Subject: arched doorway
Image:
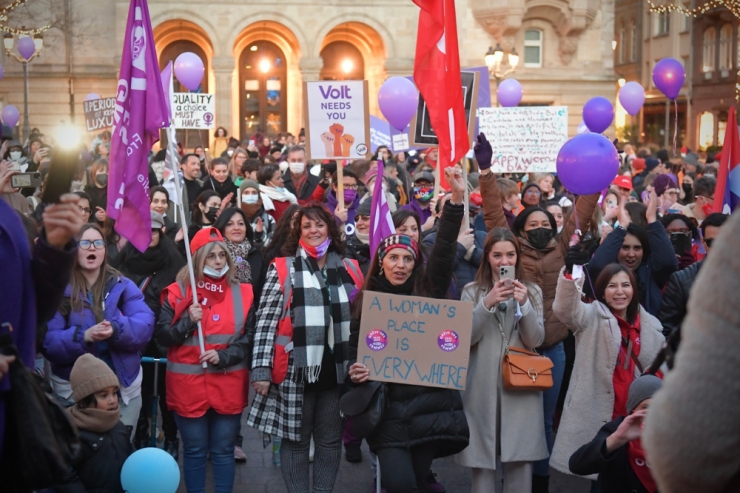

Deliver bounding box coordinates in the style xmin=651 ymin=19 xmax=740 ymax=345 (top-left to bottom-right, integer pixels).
xmin=320 ymin=41 xmax=364 ymax=80
xmin=239 ymin=41 xmax=287 ymax=139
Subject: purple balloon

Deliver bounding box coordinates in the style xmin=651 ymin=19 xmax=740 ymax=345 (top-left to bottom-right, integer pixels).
xmin=174 ymin=52 xmax=205 ymax=92
xmin=0 ymin=64 xmax=4 ymax=81
xmin=557 ymin=133 xmax=619 ymax=195
xmin=582 ymin=97 xmax=614 ymax=134
xmin=652 ymin=58 xmax=685 ymax=100
xmin=2 ymin=105 xmax=20 ymax=128
xmin=378 ymin=77 xmax=419 ymax=132
xmin=497 ymin=78 xmax=523 ymax=107
xmin=85 ymin=93 xmax=101 ymax=102
xmin=618 ymin=82 xmax=645 ymax=116
xmin=17 ymin=37 xmax=36 ymax=60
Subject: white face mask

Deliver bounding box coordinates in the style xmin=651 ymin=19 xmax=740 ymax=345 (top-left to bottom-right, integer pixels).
xmin=242 ymin=194 xmax=259 ymax=204
xmin=226 ymin=149 xmax=234 ymax=157
xmin=289 ymin=162 xmax=306 ymax=174
xmin=203 ymin=264 xmax=229 ymax=279
xmin=10 ymin=151 xmax=21 ymax=161
xmin=279 ymin=161 xmax=289 ymax=172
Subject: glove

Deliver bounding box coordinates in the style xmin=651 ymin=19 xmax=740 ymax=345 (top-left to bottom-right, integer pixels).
xmin=564 ymin=244 xmax=592 ymax=274
xmin=473 ymin=133 xmax=492 ymax=171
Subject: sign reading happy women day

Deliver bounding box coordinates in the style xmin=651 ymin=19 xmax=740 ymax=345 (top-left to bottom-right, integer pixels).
xmin=304 ymin=80 xmax=371 ymax=160
xmin=357 ymin=292 xmax=473 ymax=390
xmin=171 ymin=92 xmax=215 ymax=129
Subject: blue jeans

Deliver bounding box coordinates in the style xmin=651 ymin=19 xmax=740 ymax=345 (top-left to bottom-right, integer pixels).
xmin=533 ymin=342 xmax=566 ymax=477
xmin=174 ymin=409 xmax=241 ymax=493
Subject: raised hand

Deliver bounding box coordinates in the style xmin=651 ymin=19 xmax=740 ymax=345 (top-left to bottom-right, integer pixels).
xmin=473 ymin=133 xmax=493 ymax=172
xmin=43 ymin=194 xmax=85 ymax=249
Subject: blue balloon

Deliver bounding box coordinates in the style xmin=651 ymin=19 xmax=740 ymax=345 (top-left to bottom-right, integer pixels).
xmin=121 ymin=448 xmax=180 ymax=493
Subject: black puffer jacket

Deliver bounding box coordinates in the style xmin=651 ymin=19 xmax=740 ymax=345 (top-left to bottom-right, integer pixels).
xmin=348 ymin=201 xmax=470 ymax=458
xmin=657 ymin=260 xmax=702 ymax=337
xmin=55 ymin=422 xmax=132 ymax=493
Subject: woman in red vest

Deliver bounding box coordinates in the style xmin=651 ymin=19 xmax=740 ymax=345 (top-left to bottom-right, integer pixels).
xmin=156 ymin=227 xmax=255 ymax=493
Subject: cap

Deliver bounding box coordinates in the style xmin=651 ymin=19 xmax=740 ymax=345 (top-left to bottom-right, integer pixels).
xmin=150 ymin=211 xmax=165 ymax=230
xmin=377 ymin=234 xmax=419 ymax=261
xmin=626 ymin=375 xmax=663 ymax=414
xmin=70 ymin=354 xmax=120 ymax=403
xmin=684 ymin=152 xmax=699 ymax=167
xmin=631 ymin=158 xmax=646 ymax=172
xmin=190 ymin=227 xmax=224 ymax=256
xmin=413 ymin=170 xmax=435 ymax=184
xmin=645 ymin=158 xmax=660 ymax=172
xmin=653 ymin=174 xmax=678 ymax=196
xmin=363 ymin=166 xmax=378 ymax=186
xmin=612 ymin=175 xmax=633 ymax=191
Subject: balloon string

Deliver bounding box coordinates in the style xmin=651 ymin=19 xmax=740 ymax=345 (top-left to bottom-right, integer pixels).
xmin=673 ymin=99 xmax=678 ymax=158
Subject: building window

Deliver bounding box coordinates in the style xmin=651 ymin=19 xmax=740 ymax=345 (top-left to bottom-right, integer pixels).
xmin=699 ymin=111 xmax=715 ymax=149
xmin=703 ymin=27 xmax=716 ymax=73
xmin=655 ymin=12 xmax=670 ymax=36
xmin=630 ymin=24 xmax=637 ymax=62
xmin=239 ymin=41 xmax=287 ymax=138
xmin=524 ymin=29 xmax=543 ymax=68
xmin=719 ymin=24 xmax=732 ymax=72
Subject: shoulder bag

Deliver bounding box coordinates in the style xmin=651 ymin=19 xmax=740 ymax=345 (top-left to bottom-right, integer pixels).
xmin=339 ymin=380 xmax=387 ymax=439
xmin=497 ymin=317 xmax=554 ymax=391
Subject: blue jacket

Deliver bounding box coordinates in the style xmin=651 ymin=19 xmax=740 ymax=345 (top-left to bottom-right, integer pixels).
xmin=43 ymin=275 xmax=155 ymax=387
xmin=422 ymin=229 xmax=486 ymax=300
xmin=589 ymin=221 xmax=678 ymax=316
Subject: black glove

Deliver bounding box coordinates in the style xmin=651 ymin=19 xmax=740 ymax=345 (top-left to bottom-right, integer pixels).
xmin=564 ymin=244 xmax=592 ymax=274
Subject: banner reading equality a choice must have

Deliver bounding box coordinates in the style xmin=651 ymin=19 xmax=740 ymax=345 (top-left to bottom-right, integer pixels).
xmin=357 ymin=291 xmax=473 ymax=390
xmin=171 ymin=92 xmax=215 ymax=130
xmin=304 ymin=80 xmax=371 ymax=160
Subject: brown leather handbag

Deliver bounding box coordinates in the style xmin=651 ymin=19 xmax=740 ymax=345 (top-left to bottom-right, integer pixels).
xmin=498 ymin=319 xmax=554 ymax=391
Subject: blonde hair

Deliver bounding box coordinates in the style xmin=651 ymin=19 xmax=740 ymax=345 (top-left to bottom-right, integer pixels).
xmin=228 ymin=147 xmax=249 ymax=177
xmin=176 ymin=241 xmax=236 ymax=285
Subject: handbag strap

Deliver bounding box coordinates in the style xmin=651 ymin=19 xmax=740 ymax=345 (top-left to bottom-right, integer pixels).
xmin=621 ymin=334 xmax=644 ymax=374
xmin=495 ymin=305 xmax=539 ymax=356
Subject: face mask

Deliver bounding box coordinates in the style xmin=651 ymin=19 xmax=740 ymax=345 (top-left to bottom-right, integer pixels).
xmin=226 ymin=149 xmax=234 ymax=157
xmin=10 ymin=151 xmax=21 ymax=161
xmin=343 ymin=189 xmax=357 ymax=203
xmin=527 ymin=227 xmax=554 ymax=250
xmin=670 ymin=232 xmax=692 ymax=255
xmin=203 ymin=264 xmax=229 ymax=279
xmin=413 ymin=186 xmax=434 ymax=202
xmin=557 ymin=225 xmax=563 ymax=234
xmin=279 ymin=161 xmax=289 ymax=172
xmin=95 ymin=173 xmax=108 ymax=187
xmin=71 ymin=180 xmax=84 ymax=191
xmin=701 ymin=202 xmax=714 ymax=217
xmin=300 ymin=237 xmax=332 ymax=259
xmin=204 ymin=206 xmax=219 ymax=222
xmin=289 ymin=162 xmax=306 ymax=174
xmin=242 ymin=194 xmax=259 ymax=205
xmin=682 ymin=183 xmax=693 ymax=193
xmin=270 ymin=182 xmax=286 ymax=194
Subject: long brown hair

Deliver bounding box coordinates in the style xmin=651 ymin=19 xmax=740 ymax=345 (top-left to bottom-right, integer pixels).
xmin=70 ymin=223 xmax=120 ymax=322
xmin=283 ymin=203 xmax=345 ymax=256
xmin=594 ymin=263 xmax=640 ymax=324
xmin=473 ymin=228 xmax=521 ymax=293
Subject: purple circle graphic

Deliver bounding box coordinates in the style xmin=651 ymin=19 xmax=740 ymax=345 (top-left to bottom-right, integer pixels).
xmin=366 ymin=329 xmax=388 ymax=351
xmin=438 ymin=330 xmax=459 ymax=352
xmin=203 ymin=112 xmax=214 ymax=125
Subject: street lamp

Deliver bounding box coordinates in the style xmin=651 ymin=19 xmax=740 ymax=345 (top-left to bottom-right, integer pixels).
xmin=3 ymin=30 xmax=43 ymax=143
xmin=485 ymin=44 xmax=519 ymax=106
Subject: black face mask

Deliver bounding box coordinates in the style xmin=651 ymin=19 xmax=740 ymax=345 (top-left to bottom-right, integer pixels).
xmin=204 ymin=206 xmax=219 ymax=223
xmin=670 ymin=232 xmax=692 ymax=255
xmin=526 ymin=227 xmax=554 ymax=250
xmin=682 ymin=183 xmax=693 ymax=193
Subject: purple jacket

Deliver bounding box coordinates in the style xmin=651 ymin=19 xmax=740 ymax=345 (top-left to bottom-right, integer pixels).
xmin=43 ymin=275 xmax=155 ymax=387
xmin=401 ymin=199 xmax=433 ymax=225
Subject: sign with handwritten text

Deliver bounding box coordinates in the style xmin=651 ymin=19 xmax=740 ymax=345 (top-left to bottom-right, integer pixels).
xmin=83 ymin=97 xmax=115 ymax=132
xmin=478 ymin=106 xmax=568 ymax=173
xmin=171 ymin=93 xmax=215 ymax=130
xmin=357 ymin=292 xmax=473 ymax=390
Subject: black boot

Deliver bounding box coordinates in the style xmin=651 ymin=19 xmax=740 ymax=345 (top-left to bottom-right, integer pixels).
xmin=164 ymin=438 xmax=179 ymax=462
xmin=532 ymin=474 xmax=549 ymax=493
xmin=133 ymin=414 xmax=150 ymax=449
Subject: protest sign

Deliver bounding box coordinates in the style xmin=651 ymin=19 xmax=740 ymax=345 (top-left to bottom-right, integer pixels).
xmin=83 ymin=97 xmax=115 ymax=132
xmin=370 ymin=115 xmax=412 ymax=153
xmin=357 ymin=291 xmax=473 ymax=390
xmin=304 ymin=80 xmax=371 ymax=160
xmin=171 ymin=93 xmax=215 ymax=129
xmin=478 ymin=106 xmax=569 ymax=173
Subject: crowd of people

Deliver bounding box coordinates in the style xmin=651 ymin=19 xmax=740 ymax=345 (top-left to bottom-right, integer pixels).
xmin=0 ymin=123 xmax=738 ymax=493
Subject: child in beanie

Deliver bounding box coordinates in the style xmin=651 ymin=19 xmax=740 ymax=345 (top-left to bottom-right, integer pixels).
xmin=55 ymin=354 xmax=132 ymax=493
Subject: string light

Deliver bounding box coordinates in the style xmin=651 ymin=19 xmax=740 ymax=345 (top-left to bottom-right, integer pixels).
xmin=647 ymin=0 xmax=740 ymax=18
xmin=0 ymin=0 xmax=50 ymax=36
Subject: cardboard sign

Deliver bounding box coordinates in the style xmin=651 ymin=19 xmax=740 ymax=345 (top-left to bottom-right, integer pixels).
xmin=478 ymin=106 xmax=569 ymax=173
xmin=357 ymin=291 xmax=473 ymax=390
xmin=83 ymin=97 xmax=115 ymax=132
xmin=171 ymin=93 xmax=215 ymax=129
xmin=410 ymin=70 xmax=480 ymax=148
xmin=304 ymin=80 xmax=371 ymax=160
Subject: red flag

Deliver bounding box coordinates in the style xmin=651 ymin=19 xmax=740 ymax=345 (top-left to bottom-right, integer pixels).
xmin=713 ymin=106 xmax=740 ymax=215
xmin=413 ymin=0 xmax=469 ymax=190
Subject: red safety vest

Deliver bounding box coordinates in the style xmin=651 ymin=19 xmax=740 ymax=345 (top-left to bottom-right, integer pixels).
xmin=163 ymin=281 xmax=254 ymax=418
xmin=271 ymin=257 xmax=363 ymax=384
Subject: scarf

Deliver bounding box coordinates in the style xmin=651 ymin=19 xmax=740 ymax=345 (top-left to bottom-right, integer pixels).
xmin=259 ymin=184 xmax=298 ymax=211
xmin=224 ymin=238 xmax=252 ymax=284
xmin=171 ymin=275 xmax=229 ymax=324
xmin=370 ymin=273 xmax=415 ymax=295
xmin=207 ymin=176 xmax=238 ymax=203
xmin=290 ymin=248 xmax=354 ymax=383
xmin=613 ymin=313 xmax=641 ymax=418
xmin=240 ymin=201 xmax=263 ymax=221
xmin=628 ymin=438 xmax=658 ymax=493
xmin=354 ymin=231 xmax=369 ymax=244
xmin=68 ymin=406 xmax=121 ymax=434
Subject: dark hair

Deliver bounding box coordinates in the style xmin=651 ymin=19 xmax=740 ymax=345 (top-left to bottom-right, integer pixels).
xmin=74 ymin=191 xmax=92 ymax=204
xmin=180 ymin=153 xmax=199 ymax=165
xmin=263 ymin=204 xmax=302 ymax=261
xmin=257 ymin=164 xmax=280 ymax=185
xmin=624 ymin=202 xmax=648 ymax=229
xmin=214 ymin=207 xmax=254 ymax=243
xmin=241 ymin=159 xmax=261 ymax=176
xmin=192 ymin=190 xmax=220 ymax=225
xmin=149 ymin=185 xmax=169 ymax=202
xmin=594 ymin=263 xmax=640 ymax=324
xmin=660 ymin=213 xmax=700 ymax=240
xmin=473 ymin=228 xmax=521 ymax=292
xmin=210 ymin=157 xmax=229 ymax=170
xmin=215 ymin=126 xmax=227 ymax=137
xmin=284 ymin=203 xmax=345 ymax=256
xmin=331 ymin=169 xmax=359 ymax=184
xmin=76 ymin=394 xmax=98 ymax=410
xmin=512 ymin=206 xmax=557 ymax=237
xmin=392 ymin=209 xmax=421 ymax=233
xmin=624 ymin=223 xmax=651 ymax=261
xmin=701 ymin=212 xmax=729 ymax=236
xmin=694 ymin=176 xmax=717 ymax=198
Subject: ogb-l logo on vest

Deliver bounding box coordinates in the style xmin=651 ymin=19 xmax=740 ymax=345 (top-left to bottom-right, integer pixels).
xmin=197 ymin=280 xmax=224 ymax=305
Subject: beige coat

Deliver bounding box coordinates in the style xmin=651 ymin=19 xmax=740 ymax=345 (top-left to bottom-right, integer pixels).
xmin=454 ymin=282 xmax=548 ymax=469
xmin=550 ymin=270 xmax=664 ymax=477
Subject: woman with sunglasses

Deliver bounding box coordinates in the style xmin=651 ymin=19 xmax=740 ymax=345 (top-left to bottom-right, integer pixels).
xmin=43 ymin=223 xmax=155 ymax=437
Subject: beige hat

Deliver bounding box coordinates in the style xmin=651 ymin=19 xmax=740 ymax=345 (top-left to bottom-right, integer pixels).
xmin=70 ymin=354 xmax=120 ymax=402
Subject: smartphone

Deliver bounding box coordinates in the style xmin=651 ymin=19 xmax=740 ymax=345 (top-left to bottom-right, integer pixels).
xmin=499 ymin=266 xmax=515 ymax=282
xmin=248 ymin=139 xmax=255 ymax=147
xmin=11 ymin=172 xmax=41 ymax=189
xmin=42 ymin=148 xmax=78 ymax=204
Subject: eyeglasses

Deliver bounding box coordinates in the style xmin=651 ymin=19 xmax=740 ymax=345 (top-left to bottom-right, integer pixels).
xmin=78 ymin=206 xmax=92 ymax=215
xmin=342 ymin=185 xmax=359 ymax=190
xmin=79 ymin=239 xmax=106 ymax=250
xmin=664 ymin=190 xmax=679 ymax=196
xmin=705 ymin=238 xmax=715 ymax=248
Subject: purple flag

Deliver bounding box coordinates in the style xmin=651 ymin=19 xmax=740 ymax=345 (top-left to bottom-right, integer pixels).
xmin=107 ymin=0 xmax=169 ymax=251
xmin=369 ymin=160 xmax=396 ymax=257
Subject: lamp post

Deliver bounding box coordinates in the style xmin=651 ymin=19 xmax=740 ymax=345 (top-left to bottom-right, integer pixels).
xmin=485 ymin=44 xmax=519 ymax=106
xmin=3 ymin=31 xmax=44 ymax=143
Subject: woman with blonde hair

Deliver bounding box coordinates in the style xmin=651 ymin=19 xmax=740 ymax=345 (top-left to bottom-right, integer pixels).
xmin=228 ymin=147 xmax=249 ymax=183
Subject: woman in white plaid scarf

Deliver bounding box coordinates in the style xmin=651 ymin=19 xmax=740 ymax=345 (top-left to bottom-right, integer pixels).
xmin=247 ymin=203 xmax=361 ymax=493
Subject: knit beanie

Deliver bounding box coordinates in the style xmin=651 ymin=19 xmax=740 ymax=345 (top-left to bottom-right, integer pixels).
xmin=356 ymin=198 xmax=371 ymax=217
xmin=653 ymin=174 xmax=678 ymax=197
xmin=70 ymin=354 xmax=120 ymax=402
xmin=627 ymin=375 xmax=663 ymax=414
xmin=631 ymin=158 xmax=646 ymax=172
xmin=239 ymin=179 xmax=260 ymax=196
xmin=645 ymin=158 xmax=660 ymax=172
